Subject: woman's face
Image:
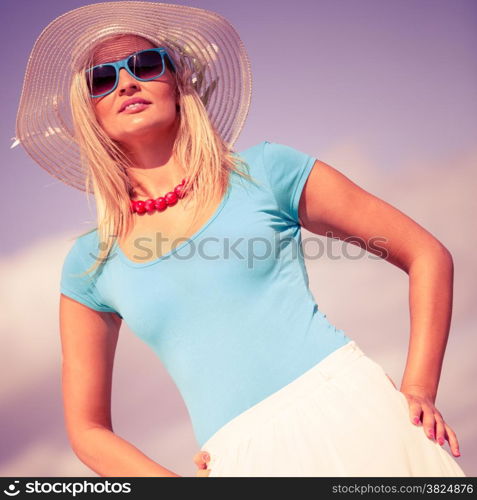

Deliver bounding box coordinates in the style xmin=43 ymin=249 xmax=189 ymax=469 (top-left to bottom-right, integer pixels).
xmin=90 ymin=35 xmax=179 ymax=145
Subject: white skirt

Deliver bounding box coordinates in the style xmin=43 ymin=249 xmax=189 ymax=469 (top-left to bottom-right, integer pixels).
xmin=201 ymin=340 xmax=466 ymax=477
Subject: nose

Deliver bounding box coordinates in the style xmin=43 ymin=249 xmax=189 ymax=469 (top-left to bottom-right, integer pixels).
xmin=117 ymin=67 xmax=140 ymax=95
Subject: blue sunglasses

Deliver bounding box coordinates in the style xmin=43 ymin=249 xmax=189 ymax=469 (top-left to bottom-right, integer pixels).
xmin=85 ymin=47 xmax=176 ymax=98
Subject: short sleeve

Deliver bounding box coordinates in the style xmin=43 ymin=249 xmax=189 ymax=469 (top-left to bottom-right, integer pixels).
xmin=60 ymin=238 xmax=120 ymax=315
xmin=261 ymin=141 xmax=317 ymax=225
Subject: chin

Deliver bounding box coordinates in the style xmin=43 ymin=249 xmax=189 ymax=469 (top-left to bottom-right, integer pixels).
xmin=115 ymin=121 xmax=175 ymax=142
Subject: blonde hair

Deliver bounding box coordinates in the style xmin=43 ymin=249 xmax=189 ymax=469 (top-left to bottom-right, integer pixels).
xmin=68 ymin=33 xmax=258 ymax=279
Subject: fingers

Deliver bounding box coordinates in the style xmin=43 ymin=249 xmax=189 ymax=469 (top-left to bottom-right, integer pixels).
xmin=193 ymin=451 xmax=211 ymax=476
xmin=404 ymin=397 xmax=462 ymax=458
xmin=407 ymin=400 xmax=423 ymax=426
xmin=193 ymin=451 xmax=210 ymax=469
xmin=421 ymin=403 xmax=437 ymax=440
xmin=408 ymin=399 xmax=438 ymax=442
xmin=444 ymin=423 xmax=461 ymax=457
xmin=434 ymin=411 xmax=446 ymax=446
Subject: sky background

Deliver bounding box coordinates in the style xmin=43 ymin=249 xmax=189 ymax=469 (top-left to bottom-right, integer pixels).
xmin=1 ymin=0 xmax=476 ymax=477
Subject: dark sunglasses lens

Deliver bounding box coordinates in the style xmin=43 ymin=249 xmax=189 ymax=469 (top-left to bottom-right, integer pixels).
xmin=88 ymin=65 xmax=117 ymax=96
xmin=128 ymin=50 xmax=165 ymax=79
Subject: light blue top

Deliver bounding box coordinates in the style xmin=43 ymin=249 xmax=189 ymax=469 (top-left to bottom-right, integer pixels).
xmin=60 ymin=140 xmax=352 ymax=447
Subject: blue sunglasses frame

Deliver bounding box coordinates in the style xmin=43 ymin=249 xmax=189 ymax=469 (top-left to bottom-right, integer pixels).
xmin=85 ymin=47 xmax=176 ymax=98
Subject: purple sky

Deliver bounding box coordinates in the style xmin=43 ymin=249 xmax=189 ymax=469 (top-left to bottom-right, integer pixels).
xmin=1 ymin=0 xmax=476 ymax=477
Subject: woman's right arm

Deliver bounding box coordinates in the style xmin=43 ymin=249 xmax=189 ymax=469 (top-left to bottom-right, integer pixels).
xmin=59 ymin=293 xmax=181 ymax=477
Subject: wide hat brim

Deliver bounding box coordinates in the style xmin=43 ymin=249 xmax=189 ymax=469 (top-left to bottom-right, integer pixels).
xmin=14 ymin=0 xmax=252 ymax=193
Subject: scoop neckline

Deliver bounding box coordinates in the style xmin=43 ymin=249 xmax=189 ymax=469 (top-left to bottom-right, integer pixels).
xmin=113 ymin=183 xmax=231 ymax=268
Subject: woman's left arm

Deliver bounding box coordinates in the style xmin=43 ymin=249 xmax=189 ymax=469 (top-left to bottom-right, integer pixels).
xmin=298 ymin=159 xmax=461 ymax=457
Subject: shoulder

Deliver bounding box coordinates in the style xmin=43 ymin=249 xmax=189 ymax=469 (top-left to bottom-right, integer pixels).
xmin=236 ymin=141 xmax=317 ymax=224
xmin=236 ymin=140 xmax=267 ymax=159
xmin=233 ymin=140 xmax=293 ymax=176
xmin=232 ymin=141 xmax=266 ymax=172
xmin=62 ymin=228 xmax=101 ymax=269
xmin=235 ymin=140 xmax=314 ymax=168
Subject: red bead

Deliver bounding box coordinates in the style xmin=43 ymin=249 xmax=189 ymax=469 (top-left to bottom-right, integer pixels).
xmin=175 ymin=184 xmax=185 ymax=198
xmin=155 ymin=197 xmax=167 ymax=211
xmin=165 ymin=192 xmax=178 ymax=206
xmin=144 ymin=199 xmax=156 ymax=212
xmin=134 ymin=200 xmax=146 ymax=214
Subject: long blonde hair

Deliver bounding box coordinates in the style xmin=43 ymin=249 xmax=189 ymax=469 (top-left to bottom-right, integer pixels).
xmin=68 ymin=33 xmax=257 ymax=278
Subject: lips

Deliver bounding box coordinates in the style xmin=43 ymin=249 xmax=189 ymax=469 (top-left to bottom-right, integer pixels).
xmin=119 ymin=98 xmax=152 ymax=113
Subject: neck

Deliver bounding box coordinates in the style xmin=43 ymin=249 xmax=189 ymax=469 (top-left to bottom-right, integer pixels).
xmin=124 ymin=119 xmax=185 ymax=199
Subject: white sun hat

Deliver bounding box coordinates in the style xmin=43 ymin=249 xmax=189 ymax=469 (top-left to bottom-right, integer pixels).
xmin=14 ymin=1 xmax=253 ymax=193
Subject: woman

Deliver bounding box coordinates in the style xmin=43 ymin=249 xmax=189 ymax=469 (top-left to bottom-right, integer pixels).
xmin=15 ymin=2 xmax=466 ymax=477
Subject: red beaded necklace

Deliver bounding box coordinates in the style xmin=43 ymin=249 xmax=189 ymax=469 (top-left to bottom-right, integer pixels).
xmin=130 ymin=178 xmax=189 ymax=214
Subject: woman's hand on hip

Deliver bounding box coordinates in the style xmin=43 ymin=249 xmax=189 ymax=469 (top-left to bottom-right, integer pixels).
xmin=399 ymin=382 xmax=461 ymax=457
xmin=193 ymin=451 xmax=211 ymax=477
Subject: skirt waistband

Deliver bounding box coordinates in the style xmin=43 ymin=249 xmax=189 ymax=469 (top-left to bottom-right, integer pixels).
xmin=201 ymin=339 xmax=365 ymax=452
